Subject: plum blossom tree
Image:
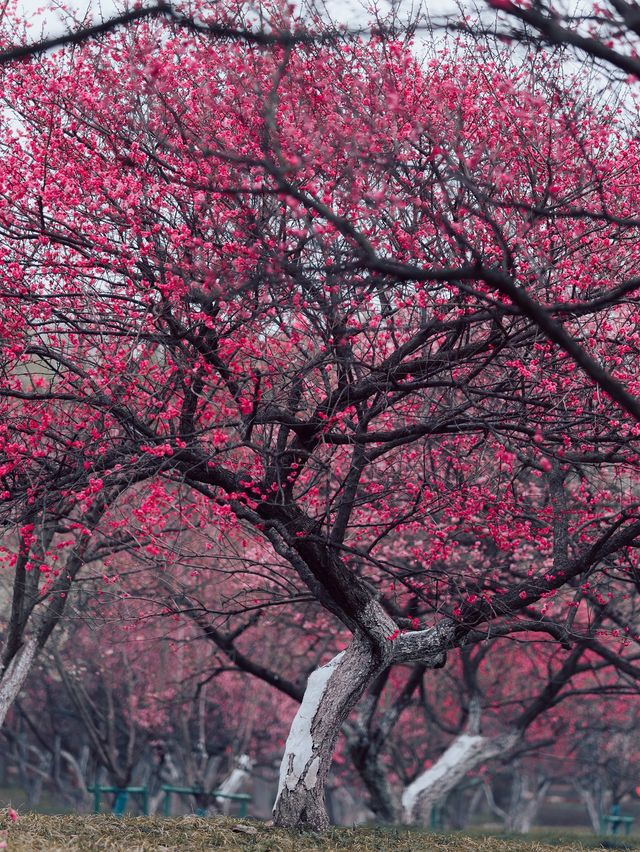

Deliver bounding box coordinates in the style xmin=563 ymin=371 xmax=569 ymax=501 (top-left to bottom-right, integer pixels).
xmin=177 ymin=562 xmax=640 ymax=827
xmin=3 ymin=0 xmax=640 ymax=830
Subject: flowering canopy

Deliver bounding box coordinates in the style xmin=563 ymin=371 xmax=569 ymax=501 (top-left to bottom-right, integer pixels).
xmin=1 ymin=6 xmax=640 ymax=827
xmin=1 ymin=19 xmax=639 ymax=625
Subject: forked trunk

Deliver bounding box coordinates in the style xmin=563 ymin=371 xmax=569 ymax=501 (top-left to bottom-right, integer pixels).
xmin=506 ymin=783 xmax=550 ymax=834
xmin=273 ymin=640 xmax=384 ymax=829
xmin=401 ymin=731 xmax=519 ymax=825
xmin=505 ymin=769 xmax=550 ymax=833
xmin=0 ymin=637 xmax=38 ymax=728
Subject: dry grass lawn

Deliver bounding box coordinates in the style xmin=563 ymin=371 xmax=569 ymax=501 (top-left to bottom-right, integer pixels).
xmin=0 ymin=814 xmax=635 ymax=851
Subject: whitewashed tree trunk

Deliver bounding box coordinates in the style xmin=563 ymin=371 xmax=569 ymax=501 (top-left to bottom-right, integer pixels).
xmin=0 ymin=637 xmax=38 ymax=728
xmin=505 ymin=769 xmax=550 ymax=833
xmin=59 ymin=749 xmax=92 ymax=811
xmin=149 ymin=750 xmax=180 ymax=816
xmin=573 ymin=780 xmax=602 ymax=834
xmin=509 ymin=780 xmax=550 ymax=833
xmin=216 ymin=754 xmax=253 ymax=814
xmin=273 ymin=640 xmax=386 ymax=829
xmin=272 ymin=614 xmax=452 ymax=829
xmin=401 ymin=731 xmax=519 ymax=825
xmin=482 ymin=778 xmax=507 ymax=821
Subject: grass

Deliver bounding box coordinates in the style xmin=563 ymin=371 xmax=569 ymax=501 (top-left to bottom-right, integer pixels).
xmin=463 ymin=826 xmax=640 ymax=849
xmin=0 ymin=815 xmax=638 ymax=851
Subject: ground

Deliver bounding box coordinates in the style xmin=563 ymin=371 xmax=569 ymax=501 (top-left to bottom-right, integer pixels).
xmin=0 ymin=815 xmax=638 ymax=851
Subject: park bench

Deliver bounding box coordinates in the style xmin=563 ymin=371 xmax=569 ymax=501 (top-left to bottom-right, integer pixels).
xmin=89 ymin=783 xmax=251 ymax=817
xmin=89 ymin=785 xmax=149 ymax=815
xmin=600 ymin=804 xmax=634 ymax=836
xmin=161 ymin=784 xmax=251 ymax=817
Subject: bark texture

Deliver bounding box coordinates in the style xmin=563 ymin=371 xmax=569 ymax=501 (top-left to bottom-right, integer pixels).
xmin=0 ymin=637 xmax=38 ymax=729
xmin=216 ymin=755 xmax=253 ymax=814
xmin=401 ymin=731 xmax=519 ymax=825
xmin=273 ymin=613 xmax=456 ymax=829
xmin=273 ymin=641 xmax=387 ymax=829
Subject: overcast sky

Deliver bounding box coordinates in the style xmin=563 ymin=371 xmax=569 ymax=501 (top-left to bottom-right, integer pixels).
xmin=14 ymin=0 xmax=461 ymax=40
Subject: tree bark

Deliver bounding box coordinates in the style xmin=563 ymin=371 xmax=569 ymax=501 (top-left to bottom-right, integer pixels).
xmin=272 ymin=640 xmax=386 ymax=829
xmin=272 ymin=614 xmax=455 ymax=829
xmin=0 ymin=637 xmax=38 ymax=729
xmin=401 ymin=731 xmax=519 ymax=825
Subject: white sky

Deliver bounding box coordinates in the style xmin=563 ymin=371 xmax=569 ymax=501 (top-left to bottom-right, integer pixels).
xmin=13 ymin=0 xmax=461 ymax=40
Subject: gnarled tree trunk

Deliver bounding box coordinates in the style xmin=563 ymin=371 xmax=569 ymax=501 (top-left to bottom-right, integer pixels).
xmin=272 ymin=616 xmax=454 ymax=829
xmin=273 ymin=640 xmax=386 ymax=829
xmin=345 ymin=664 xmax=427 ymax=823
xmin=401 ymin=731 xmax=519 ymax=825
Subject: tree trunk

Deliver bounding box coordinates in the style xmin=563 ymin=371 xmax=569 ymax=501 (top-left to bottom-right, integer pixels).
xmin=506 ymin=783 xmax=550 ymax=833
xmin=401 ymin=731 xmax=519 ymax=825
xmin=573 ymin=780 xmax=603 ymax=834
xmin=59 ymin=748 xmax=92 ymax=812
xmin=464 ymin=782 xmax=486 ymax=828
xmin=505 ymin=769 xmax=550 ymax=833
xmin=0 ymin=637 xmax=38 ymax=728
xmin=272 ymin=640 xmax=384 ymax=829
xmin=216 ymin=755 xmax=253 ymax=815
xmin=347 ymin=737 xmax=398 ymax=822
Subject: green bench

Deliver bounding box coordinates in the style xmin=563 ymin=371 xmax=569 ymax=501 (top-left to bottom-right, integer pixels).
xmin=161 ymin=784 xmax=251 ymax=817
xmin=600 ymin=804 xmax=634 ymax=836
xmin=89 ymin=785 xmax=149 ymax=816
xmin=89 ymin=783 xmax=251 ymax=817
